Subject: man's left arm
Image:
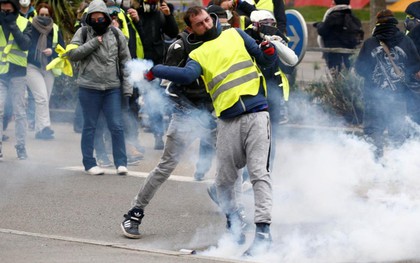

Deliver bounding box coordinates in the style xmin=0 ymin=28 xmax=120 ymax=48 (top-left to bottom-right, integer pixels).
xmin=152 ymin=59 xmax=202 ymax=85
xmin=236 ymin=29 xmax=276 ymax=67
xmin=11 ymin=20 xmax=32 ymax=51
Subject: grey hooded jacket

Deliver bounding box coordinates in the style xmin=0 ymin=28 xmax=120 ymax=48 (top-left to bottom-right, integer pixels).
xmin=67 ymin=0 xmax=132 ymax=95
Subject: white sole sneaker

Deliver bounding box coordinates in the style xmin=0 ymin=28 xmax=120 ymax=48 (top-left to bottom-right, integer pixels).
xmin=86 ymin=166 xmax=105 ymax=175
xmin=117 ymin=166 xmax=128 ymax=175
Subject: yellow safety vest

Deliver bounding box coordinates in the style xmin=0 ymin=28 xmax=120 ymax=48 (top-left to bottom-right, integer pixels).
xmin=126 ymin=14 xmax=144 ymax=59
xmin=0 ymin=16 xmax=29 ymax=74
xmin=189 ymin=28 xmax=266 ymax=117
xmin=256 ymin=0 xmax=274 ymax=12
xmin=51 ymin=23 xmax=61 ymax=76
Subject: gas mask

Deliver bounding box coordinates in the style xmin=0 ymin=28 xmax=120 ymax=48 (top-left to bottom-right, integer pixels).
xmin=253 ymin=19 xmax=277 ymax=38
xmin=19 ymin=0 xmax=31 ymax=7
xmin=404 ymin=15 xmax=420 ymax=32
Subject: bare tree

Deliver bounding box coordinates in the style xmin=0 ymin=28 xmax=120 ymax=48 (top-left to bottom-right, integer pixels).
xmin=370 ymin=0 xmax=386 ymax=32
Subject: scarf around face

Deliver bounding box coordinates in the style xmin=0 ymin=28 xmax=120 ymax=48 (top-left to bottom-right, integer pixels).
xmin=373 ymin=19 xmax=404 ymax=48
xmin=32 ymin=16 xmax=54 ymax=69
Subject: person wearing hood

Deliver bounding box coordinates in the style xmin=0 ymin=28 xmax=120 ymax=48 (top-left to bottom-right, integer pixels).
xmin=125 ymin=0 xmax=179 ymax=150
xmin=355 ymin=9 xmax=420 ymax=160
xmin=66 ymin=0 xmax=132 ymax=176
xmin=121 ymin=6 xmax=275 ymax=257
xmin=404 ymin=1 xmax=420 ymax=124
xmin=26 ymin=3 xmax=65 ymax=140
xmin=0 ymin=0 xmax=32 ymax=160
xmin=314 ymin=0 xmax=363 ymax=74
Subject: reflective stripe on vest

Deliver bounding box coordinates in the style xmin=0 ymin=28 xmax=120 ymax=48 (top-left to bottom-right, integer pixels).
xmin=256 ymin=0 xmax=274 ymax=12
xmin=189 ymin=28 xmax=265 ymax=117
xmin=0 ymin=15 xmax=29 ymax=74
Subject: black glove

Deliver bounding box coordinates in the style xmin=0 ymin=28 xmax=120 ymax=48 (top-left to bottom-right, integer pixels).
xmin=121 ymin=95 xmax=130 ymax=111
xmin=313 ymin=22 xmax=320 ymax=28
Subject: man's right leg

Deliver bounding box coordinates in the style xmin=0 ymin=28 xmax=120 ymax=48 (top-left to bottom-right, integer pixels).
xmin=121 ymin=116 xmax=190 ymax=238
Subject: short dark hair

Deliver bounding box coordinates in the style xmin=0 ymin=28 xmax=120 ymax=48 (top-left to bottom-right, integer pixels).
xmin=183 ymin=6 xmax=207 ymax=27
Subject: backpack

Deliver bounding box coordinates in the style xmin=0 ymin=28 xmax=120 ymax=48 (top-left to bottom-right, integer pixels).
xmin=340 ymin=13 xmax=364 ymax=48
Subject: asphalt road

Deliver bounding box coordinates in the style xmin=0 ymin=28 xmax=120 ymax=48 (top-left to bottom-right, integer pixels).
xmin=0 ymin=122 xmax=256 ymax=263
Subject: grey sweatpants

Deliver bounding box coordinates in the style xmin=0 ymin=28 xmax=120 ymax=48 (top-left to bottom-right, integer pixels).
xmin=133 ymin=112 xmax=215 ymax=209
xmin=215 ymin=111 xmax=272 ymax=224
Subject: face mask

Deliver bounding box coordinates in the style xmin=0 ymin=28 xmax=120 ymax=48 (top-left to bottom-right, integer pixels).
xmin=1 ymin=11 xmax=18 ymax=24
xmin=91 ymin=21 xmax=109 ymax=35
xmin=37 ymin=16 xmax=52 ymax=26
xmin=19 ymin=0 xmax=30 ymax=7
xmin=196 ymin=25 xmax=218 ymax=42
xmin=405 ymin=16 xmax=420 ymax=32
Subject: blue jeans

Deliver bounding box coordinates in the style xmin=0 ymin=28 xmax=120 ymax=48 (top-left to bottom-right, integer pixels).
xmin=78 ymin=87 xmax=127 ymax=170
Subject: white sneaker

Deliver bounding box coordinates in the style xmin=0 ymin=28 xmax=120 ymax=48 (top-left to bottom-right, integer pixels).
xmin=117 ymin=166 xmax=128 ymax=175
xmin=86 ymin=166 xmax=105 ymax=175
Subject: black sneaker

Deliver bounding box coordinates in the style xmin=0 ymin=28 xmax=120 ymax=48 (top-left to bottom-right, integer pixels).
xmin=243 ymin=223 xmax=272 ymax=257
xmin=226 ymin=209 xmax=247 ymax=245
xmin=207 ymin=184 xmax=219 ymax=206
xmin=121 ymin=207 xmax=144 ymax=239
xmin=15 ymin=145 xmax=27 ymax=160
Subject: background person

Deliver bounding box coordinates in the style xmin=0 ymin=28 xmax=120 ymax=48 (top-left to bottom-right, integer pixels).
xmin=26 ymin=2 xmax=65 ymax=140
xmin=355 ymin=9 xmax=420 ymax=160
xmin=126 ymin=0 xmax=179 ymax=150
xmin=0 ymin=0 xmax=32 ymax=160
xmin=66 ymin=0 xmax=132 ymax=175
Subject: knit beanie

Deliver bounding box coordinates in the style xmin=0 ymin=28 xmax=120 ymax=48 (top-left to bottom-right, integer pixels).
xmin=334 ymin=0 xmax=350 ymax=5
xmin=376 ymin=9 xmax=398 ymax=25
xmin=406 ymin=1 xmax=420 ymax=19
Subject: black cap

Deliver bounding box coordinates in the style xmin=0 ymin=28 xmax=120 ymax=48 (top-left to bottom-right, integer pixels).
xmin=406 ymin=1 xmax=420 ymax=19
xmin=334 ymin=0 xmax=350 ymax=5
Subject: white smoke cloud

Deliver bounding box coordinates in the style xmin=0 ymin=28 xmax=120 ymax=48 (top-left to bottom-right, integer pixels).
xmin=195 ymin=107 xmax=420 ymax=262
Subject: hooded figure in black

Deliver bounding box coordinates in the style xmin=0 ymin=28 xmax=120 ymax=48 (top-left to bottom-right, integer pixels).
xmin=404 ymin=1 xmax=420 ymax=124
xmin=314 ymin=0 xmax=362 ymax=73
xmin=355 ymin=9 xmax=420 ymax=160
